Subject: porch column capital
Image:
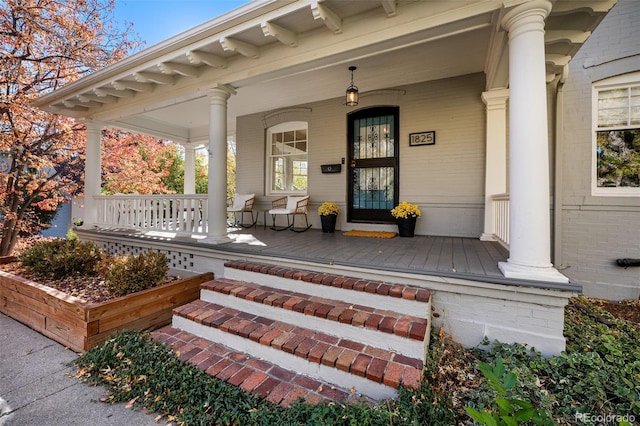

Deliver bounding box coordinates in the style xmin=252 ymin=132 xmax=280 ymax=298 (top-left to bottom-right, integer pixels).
xmin=498 ymin=0 xmax=568 ymax=283
xmin=206 ymin=84 xmax=236 ymax=101
xmin=481 ymin=89 xmax=509 ymax=110
xmin=501 ymin=1 xmax=552 ymax=37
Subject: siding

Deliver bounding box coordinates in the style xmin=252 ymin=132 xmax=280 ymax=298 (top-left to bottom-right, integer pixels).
xmin=235 ymin=73 xmax=486 ymax=238
xmin=559 ymin=0 xmax=640 ymax=299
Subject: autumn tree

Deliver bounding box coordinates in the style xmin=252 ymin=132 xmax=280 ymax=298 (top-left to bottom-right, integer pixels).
xmin=101 ymin=129 xmax=180 ymax=195
xmin=0 ymin=0 xmax=137 ymax=256
xmin=162 ymin=146 xmax=210 ymax=195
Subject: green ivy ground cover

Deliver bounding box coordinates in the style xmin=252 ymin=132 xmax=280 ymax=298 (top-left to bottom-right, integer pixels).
xmin=74 ymin=297 xmax=640 ymax=425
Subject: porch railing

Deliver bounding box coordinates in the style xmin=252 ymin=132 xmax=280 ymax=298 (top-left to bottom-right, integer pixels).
xmin=95 ymin=194 xmax=208 ymax=235
xmin=491 ymin=193 xmax=509 ymax=248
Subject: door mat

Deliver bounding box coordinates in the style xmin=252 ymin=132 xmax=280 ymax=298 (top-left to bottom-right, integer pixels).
xmin=342 ymin=230 xmax=397 ymax=239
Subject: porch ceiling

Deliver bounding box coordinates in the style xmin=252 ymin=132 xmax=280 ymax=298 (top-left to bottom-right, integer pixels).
xmin=34 ymin=0 xmax=616 ymax=143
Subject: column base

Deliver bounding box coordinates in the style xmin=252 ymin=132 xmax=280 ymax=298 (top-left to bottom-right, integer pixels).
xmin=479 ymin=233 xmax=496 ymax=241
xmin=498 ymin=261 xmax=569 ymax=283
xmin=198 ymin=234 xmax=232 ymax=245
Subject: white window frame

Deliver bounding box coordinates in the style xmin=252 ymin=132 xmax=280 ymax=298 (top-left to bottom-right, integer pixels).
xmin=592 ymin=71 xmax=640 ymax=196
xmin=266 ymin=121 xmax=308 ymax=195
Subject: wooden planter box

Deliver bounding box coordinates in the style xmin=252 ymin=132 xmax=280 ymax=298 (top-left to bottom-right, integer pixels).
xmin=0 ymin=257 xmax=212 ymax=352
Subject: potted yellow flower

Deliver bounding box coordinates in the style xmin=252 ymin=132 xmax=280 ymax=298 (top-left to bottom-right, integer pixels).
xmin=318 ymin=202 xmax=340 ymax=233
xmin=390 ymin=201 xmax=421 ymax=237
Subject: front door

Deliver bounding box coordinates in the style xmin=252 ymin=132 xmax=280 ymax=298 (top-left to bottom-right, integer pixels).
xmin=347 ymin=106 xmax=399 ymax=223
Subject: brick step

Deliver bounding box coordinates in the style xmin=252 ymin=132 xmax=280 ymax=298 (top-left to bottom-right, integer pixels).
xmin=172 ymin=300 xmax=422 ymax=400
xmin=151 ymin=326 xmax=368 ymax=407
xmin=224 ymin=260 xmax=432 ymax=319
xmin=200 ymin=278 xmax=427 ymax=359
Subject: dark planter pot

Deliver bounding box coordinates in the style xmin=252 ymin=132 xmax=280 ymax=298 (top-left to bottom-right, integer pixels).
xmin=320 ymin=214 xmax=337 ymax=233
xmin=397 ymin=216 xmax=417 ymax=237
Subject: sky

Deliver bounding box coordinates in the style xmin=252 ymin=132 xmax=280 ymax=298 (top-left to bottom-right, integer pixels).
xmin=113 ymin=0 xmax=250 ymax=48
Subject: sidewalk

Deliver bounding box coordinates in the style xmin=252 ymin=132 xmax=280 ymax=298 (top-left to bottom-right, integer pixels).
xmin=0 ymin=314 xmax=160 ymax=426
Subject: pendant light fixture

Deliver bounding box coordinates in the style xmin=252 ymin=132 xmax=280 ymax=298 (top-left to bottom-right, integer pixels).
xmin=346 ymin=66 xmax=358 ymax=106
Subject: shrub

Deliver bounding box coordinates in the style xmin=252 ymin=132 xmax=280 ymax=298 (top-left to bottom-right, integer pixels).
xmin=18 ymin=238 xmax=103 ymax=279
xmin=97 ymin=249 xmax=169 ymax=297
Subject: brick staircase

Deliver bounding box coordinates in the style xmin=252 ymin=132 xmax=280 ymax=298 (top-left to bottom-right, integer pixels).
xmin=152 ymin=260 xmax=432 ymax=406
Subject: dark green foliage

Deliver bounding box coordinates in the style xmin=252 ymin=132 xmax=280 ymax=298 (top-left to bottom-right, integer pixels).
xmin=18 ymin=237 xmax=103 ymax=279
xmin=76 ymin=331 xmax=261 ymax=425
xmin=74 ymin=330 xmax=455 ymax=426
xmin=469 ymin=297 xmax=640 ymax=423
xmin=465 ymin=359 xmax=553 ymax=425
xmin=97 ymin=249 xmax=169 ymax=296
xmin=74 ymin=298 xmax=640 ymax=425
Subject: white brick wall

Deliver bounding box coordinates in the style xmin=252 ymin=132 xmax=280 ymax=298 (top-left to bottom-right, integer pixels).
xmin=431 ymin=284 xmax=572 ymax=356
xmin=558 ymin=0 xmax=640 ymax=300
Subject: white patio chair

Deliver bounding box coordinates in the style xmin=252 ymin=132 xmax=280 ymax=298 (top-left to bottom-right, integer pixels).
xmin=227 ymin=193 xmax=256 ymax=227
xmin=269 ymin=195 xmax=311 ymax=232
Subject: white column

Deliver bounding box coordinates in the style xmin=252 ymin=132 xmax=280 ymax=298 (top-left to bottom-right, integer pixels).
xmin=83 ymin=120 xmax=103 ymax=227
xmin=200 ymin=85 xmax=235 ymax=244
xmin=480 ymin=89 xmax=509 ymax=241
xmin=499 ymin=0 xmax=568 ymax=283
xmin=183 ymin=143 xmax=196 ymax=194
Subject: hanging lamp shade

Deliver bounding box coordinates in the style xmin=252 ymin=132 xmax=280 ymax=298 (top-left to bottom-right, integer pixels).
xmin=346 ymin=66 xmax=358 ymax=106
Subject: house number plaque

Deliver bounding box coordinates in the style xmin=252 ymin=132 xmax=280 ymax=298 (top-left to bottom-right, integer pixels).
xmin=409 ymin=131 xmax=435 ymax=146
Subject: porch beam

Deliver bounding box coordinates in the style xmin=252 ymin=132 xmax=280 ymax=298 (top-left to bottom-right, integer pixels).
xmin=499 ymin=0 xmax=568 ymax=283
xmin=94 ymin=87 xmax=135 ymax=98
xmin=261 ymin=21 xmax=298 ymax=47
xmin=52 ymin=103 xmax=87 ymax=112
xmin=134 ymin=71 xmax=176 ymax=85
xmin=78 ymin=93 xmax=117 ymax=104
xmin=112 ymin=80 xmax=154 ymax=92
xmin=219 ymin=37 xmax=260 ymax=59
xmin=544 ymin=30 xmax=591 ymax=45
xmin=550 ymin=0 xmax=617 ymax=14
xmin=63 ymin=99 xmax=98 ymax=108
xmin=310 ymin=1 xmax=342 ymax=34
xmin=157 ymin=62 xmax=201 ymax=77
xmin=186 ymin=50 xmax=228 ymax=68
xmin=380 ymin=0 xmax=397 ymax=17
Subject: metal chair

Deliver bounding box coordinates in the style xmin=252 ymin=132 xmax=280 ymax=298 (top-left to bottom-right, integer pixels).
xmin=269 ymin=195 xmax=311 ymax=232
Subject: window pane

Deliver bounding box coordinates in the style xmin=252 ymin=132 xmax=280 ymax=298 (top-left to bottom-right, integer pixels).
xmin=596 ymin=129 xmax=640 ymax=187
xmin=295 ymin=141 xmax=307 ymax=153
xmin=292 ymin=159 xmax=307 ymax=191
xmin=598 ymin=88 xmax=629 ymax=127
xmin=267 ymin=124 xmax=308 ymax=193
xmin=631 ymin=86 xmax=640 ymax=125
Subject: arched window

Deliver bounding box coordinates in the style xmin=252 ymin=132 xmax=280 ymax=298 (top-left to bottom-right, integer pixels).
xmin=266 ymin=121 xmax=308 ymax=195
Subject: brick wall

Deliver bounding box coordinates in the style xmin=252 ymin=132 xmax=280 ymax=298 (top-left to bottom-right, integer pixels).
xmin=558 ymin=0 xmax=640 ymax=300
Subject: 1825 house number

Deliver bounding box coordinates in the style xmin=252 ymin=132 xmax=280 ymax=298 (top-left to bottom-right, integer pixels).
xmin=409 ymin=131 xmax=435 ymax=146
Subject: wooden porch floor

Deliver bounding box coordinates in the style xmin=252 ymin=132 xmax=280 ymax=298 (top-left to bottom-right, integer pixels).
xmin=211 ymin=226 xmax=510 ymax=284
